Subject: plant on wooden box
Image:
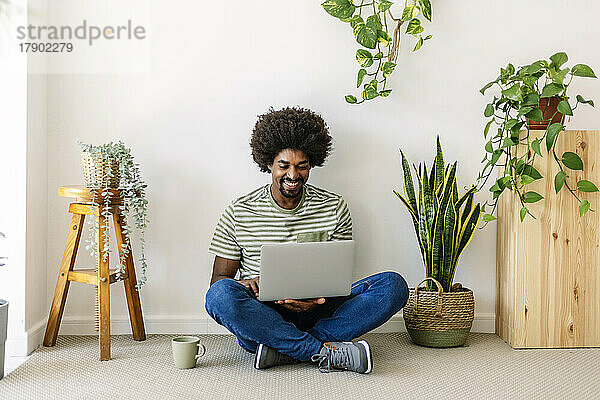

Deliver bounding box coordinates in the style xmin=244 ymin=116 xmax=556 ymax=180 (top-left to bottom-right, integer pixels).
xmin=395 ymin=137 xmax=479 ymax=347
xmin=477 ymin=52 xmax=598 ymax=222
xmin=321 ymin=0 xmax=433 ymax=104
xmin=78 ymin=141 xmax=149 ymax=288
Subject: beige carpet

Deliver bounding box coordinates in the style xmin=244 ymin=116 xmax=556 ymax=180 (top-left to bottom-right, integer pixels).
xmin=0 ymin=333 xmax=599 ymax=399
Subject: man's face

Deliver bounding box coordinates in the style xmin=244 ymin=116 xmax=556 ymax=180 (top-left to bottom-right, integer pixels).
xmin=269 ymin=149 xmax=311 ymax=200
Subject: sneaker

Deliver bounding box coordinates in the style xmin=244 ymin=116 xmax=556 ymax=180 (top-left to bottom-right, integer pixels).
xmin=254 ymin=344 xmax=299 ymax=369
xmin=310 ymin=340 xmax=372 ymax=374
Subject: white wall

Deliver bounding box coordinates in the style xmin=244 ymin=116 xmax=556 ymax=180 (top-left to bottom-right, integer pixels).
xmin=39 ymin=0 xmax=600 ymax=335
xmin=0 ymin=0 xmax=29 ymax=355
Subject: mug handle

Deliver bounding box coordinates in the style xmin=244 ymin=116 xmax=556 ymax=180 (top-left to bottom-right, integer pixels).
xmin=195 ymin=343 xmax=206 ymax=361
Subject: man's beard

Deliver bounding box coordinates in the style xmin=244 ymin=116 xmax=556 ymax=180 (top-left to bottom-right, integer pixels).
xmin=279 ymin=177 xmax=304 ymax=199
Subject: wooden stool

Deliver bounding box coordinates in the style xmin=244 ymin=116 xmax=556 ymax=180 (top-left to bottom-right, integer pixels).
xmin=43 ymin=186 xmax=146 ymax=360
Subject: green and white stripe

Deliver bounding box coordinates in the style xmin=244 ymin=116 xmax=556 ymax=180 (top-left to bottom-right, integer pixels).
xmin=209 ymin=184 xmax=352 ymax=279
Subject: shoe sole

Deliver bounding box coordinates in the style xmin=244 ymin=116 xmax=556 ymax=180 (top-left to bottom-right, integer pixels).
xmin=254 ymin=344 xmax=265 ymax=369
xmin=357 ymin=340 xmax=372 ymax=374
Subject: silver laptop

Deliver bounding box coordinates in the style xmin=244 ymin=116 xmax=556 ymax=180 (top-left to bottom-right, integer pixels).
xmin=257 ymin=240 xmax=355 ymax=301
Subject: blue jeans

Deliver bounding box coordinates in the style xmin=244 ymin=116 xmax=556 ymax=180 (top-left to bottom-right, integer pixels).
xmin=205 ymin=271 xmax=409 ymax=361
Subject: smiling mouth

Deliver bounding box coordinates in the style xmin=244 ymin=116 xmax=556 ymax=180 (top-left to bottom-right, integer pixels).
xmin=283 ymin=180 xmax=301 ymax=190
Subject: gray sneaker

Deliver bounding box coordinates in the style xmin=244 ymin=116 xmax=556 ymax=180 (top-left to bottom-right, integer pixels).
xmin=310 ymin=340 xmax=372 ymax=374
xmin=254 ymin=344 xmax=299 ymax=369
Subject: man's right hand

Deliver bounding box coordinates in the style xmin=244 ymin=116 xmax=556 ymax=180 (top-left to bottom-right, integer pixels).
xmin=238 ymin=277 xmax=260 ymax=298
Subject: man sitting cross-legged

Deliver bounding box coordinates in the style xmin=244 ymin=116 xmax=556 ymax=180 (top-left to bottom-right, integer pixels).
xmin=205 ymin=107 xmax=409 ymax=374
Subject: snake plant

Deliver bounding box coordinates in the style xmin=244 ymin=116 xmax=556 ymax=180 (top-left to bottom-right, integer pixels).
xmin=395 ymin=137 xmax=481 ymax=292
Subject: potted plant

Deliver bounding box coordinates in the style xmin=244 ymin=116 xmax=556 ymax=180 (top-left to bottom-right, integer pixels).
xmin=395 ymin=137 xmax=480 ymax=347
xmin=321 ymin=0 xmax=433 ymax=103
xmin=477 ymin=52 xmax=598 ymax=222
xmin=1 ymin=231 xmax=7 ymax=379
xmin=78 ymin=141 xmax=149 ymax=288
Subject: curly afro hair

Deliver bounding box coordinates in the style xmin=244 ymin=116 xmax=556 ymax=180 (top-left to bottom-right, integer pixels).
xmin=250 ymin=107 xmax=333 ymax=173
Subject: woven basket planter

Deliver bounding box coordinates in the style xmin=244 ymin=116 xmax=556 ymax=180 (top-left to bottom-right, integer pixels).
xmin=403 ymin=277 xmax=474 ymax=348
xmin=82 ymin=152 xmax=120 ymax=189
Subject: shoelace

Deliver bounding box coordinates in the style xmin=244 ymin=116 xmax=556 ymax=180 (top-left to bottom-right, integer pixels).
xmin=310 ymin=344 xmax=352 ymax=373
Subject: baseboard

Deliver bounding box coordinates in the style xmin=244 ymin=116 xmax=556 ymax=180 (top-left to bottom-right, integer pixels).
xmin=5 ymin=318 xmax=47 ymax=356
xmin=56 ymin=312 xmax=496 ymax=336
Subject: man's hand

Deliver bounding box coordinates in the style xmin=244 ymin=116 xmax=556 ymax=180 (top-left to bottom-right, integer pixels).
xmin=275 ymin=298 xmax=325 ymax=312
xmin=238 ymin=277 xmax=260 ymax=298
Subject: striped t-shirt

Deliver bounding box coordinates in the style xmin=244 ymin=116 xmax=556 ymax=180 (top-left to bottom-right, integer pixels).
xmin=208 ymin=183 xmax=352 ymax=279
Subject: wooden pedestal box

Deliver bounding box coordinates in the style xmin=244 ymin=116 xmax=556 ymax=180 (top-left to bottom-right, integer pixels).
xmin=496 ymin=130 xmax=600 ymax=348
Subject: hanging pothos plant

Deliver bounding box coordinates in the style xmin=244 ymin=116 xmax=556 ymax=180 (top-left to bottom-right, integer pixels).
xmin=476 ymin=52 xmax=598 ymax=223
xmin=78 ymin=141 xmax=149 ymax=289
xmin=321 ymin=0 xmax=433 ymax=104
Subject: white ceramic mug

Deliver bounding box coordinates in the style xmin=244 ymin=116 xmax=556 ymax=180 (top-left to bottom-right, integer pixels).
xmin=172 ymin=336 xmax=206 ymax=369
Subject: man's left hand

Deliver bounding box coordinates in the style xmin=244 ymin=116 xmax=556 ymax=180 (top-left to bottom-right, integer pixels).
xmin=275 ymin=298 xmax=325 ymax=312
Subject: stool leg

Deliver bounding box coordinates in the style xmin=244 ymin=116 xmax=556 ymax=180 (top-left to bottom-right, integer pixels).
xmin=44 ymin=213 xmax=85 ymax=347
xmin=113 ymin=214 xmax=146 ymax=341
xmin=97 ymin=214 xmax=111 ymax=361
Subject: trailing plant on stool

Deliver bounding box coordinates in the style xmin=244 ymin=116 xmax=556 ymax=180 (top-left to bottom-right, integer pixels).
xmin=78 ymin=141 xmax=149 ymax=288
xmin=395 ymin=137 xmax=481 ymax=292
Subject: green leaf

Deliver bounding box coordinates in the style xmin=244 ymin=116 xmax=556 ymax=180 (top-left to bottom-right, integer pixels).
xmin=526 ymin=60 xmax=546 ymax=75
xmin=480 ymin=80 xmax=496 ymax=95
xmin=522 ymin=93 xmax=540 ymax=106
xmin=525 ymin=108 xmax=543 ymax=122
xmin=577 ymin=180 xmax=599 ymax=192
xmin=377 ymin=30 xmax=392 ymax=46
xmin=419 ymin=0 xmax=432 ymax=21
xmin=356 ymin=49 xmax=373 ymax=67
xmin=576 ymin=95 xmax=595 ymax=107
xmin=501 ymin=137 xmax=517 ymax=149
xmin=379 ymin=89 xmax=392 ymax=97
xmin=373 ymin=52 xmax=384 ymax=59
xmin=571 ymin=64 xmax=597 ymax=78
xmin=557 ymin=100 xmax=573 ymax=116
xmin=523 ymin=191 xmax=544 ymax=203
xmin=401 ymin=5 xmax=420 ymax=21
xmin=378 ymin=0 xmax=394 ymax=12
xmin=399 ymin=150 xmax=418 ymax=212
xmin=550 ymin=52 xmax=568 ymax=68
xmin=361 ymin=87 xmax=378 ymax=100
xmin=522 ymin=165 xmax=542 ymax=180
xmin=554 ymin=171 xmax=568 ymax=193
xmin=545 ymin=123 xmax=563 ymax=151
xmin=549 ymin=67 xmax=569 ymax=85
xmin=502 ymin=84 xmax=522 ymax=101
xmin=345 ymin=95 xmax=357 ymax=104
xmin=531 ymin=139 xmax=542 ymax=156
xmin=482 ymin=214 xmax=496 ymax=222
xmin=485 ymin=141 xmax=493 ymax=153
xmin=520 ymin=207 xmax=528 ymax=221
xmin=366 ymin=14 xmax=382 ymax=30
xmin=540 ymin=83 xmax=564 ymax=98
xmin=517 ymin=106 xmax=533 ymax=117
xmin=413 ymin=36 xmax=424 ymax=51
xmin=484 ymin=104 xmax=494 ymax=117
xmin=505 ymin=118 xmax=519 ymax=130
xmin=348 ymin=15 xmax=363 ymax=29
xmin=424 ymin=34 xmax=432 ymax=40
xmin=484 ymin=120 xmax=493 ymax=138
xmin=580 ymin=200 xmax=591 ymax=217
xmin=521 ymin=175 xmax=535 ymax=185
xmin=353 ymin=20 xmax=378 ymax=49
xmin=454 ymin=204 xmax=481 ymax=266
xmin=381 ymin=62 xmax=396 ymax=78
xmin=562 ymin=152 xmax=583 ymax=170
xmin=357 ymin=68 xmax=367 ymax=88
xmin=321 ymin=0 xmax=356 ymax=19
xmin=406 ymin=18 xmax=424 ymax=35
